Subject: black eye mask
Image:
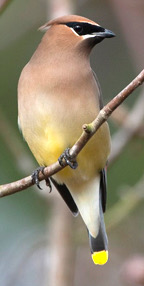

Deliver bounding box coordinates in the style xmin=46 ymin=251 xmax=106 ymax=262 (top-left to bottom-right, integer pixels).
xmin=60 ymin=21 xmax=105 ymax=36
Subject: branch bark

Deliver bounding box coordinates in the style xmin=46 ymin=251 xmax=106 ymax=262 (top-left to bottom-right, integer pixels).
xmin=0 ymin=69 xmax=144 ymax=197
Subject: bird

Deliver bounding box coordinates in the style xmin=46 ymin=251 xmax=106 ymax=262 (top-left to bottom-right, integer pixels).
xmin=18 ymin=15 xmax=115 ymax=265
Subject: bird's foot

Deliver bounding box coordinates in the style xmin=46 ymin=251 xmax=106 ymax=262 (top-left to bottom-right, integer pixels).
xmin=58 ymin=148 xmax=78 ymax=169
xmin=32 ymin=166 xmax=52 ymax=192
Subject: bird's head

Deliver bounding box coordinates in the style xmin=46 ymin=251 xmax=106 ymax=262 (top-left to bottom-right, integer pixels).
xmin=39 ymin=15 xmax=115 ymax=55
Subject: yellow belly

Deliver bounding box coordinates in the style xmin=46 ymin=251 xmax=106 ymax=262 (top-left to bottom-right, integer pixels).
xmin=23 ymin=112 xmax=110 ymax=188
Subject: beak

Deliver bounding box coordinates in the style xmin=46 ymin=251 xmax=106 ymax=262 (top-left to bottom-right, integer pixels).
xmin=97 ymin=29 xmax=116 ymax=39
xmin=103 ymin=29 xmax=116 ymax=38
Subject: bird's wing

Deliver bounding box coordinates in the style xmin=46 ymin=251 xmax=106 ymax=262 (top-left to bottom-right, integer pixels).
xmin=100 ymin=168 xmax=107 ymax=213
xmin=92 ymin=70 xmax=104 ymax=109
xmin=50 ymin=177 xmax=79 ymax=216
xmin=92 ymin=70 xmax=107 ymax=212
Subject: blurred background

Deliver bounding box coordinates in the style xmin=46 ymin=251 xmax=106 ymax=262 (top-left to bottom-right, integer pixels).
xmin=0 ymin=0 xmax=144 ymax=285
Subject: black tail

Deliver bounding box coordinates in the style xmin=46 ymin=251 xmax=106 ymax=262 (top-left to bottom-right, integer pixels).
xmin=88 ymin=168 xmax=108 ymax=265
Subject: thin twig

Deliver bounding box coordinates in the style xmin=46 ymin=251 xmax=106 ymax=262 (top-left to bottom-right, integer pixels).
xmin=0 ymin=69 xmax=144 ymax=197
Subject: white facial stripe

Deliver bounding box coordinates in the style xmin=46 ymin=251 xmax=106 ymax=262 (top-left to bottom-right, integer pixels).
xmin=70 ymin=27 xmax=79 ymax=36
xmin=82 ymin=34 xmax=96 ymax=40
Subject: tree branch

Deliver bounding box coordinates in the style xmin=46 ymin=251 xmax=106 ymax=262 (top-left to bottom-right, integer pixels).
xmin=0 ymin=69 xmax=144 ymax=197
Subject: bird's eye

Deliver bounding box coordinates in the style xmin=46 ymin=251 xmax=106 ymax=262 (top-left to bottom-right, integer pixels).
xmin=73 ymin=24 xmax=83 ymax=35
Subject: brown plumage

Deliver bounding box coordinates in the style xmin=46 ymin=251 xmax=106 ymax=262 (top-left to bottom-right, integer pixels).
xmin=18 ymin=15 xmax=115 ymax=264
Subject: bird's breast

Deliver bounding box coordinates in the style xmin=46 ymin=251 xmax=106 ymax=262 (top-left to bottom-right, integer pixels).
xmin=18 ymin=63 xmax=111 ymax=186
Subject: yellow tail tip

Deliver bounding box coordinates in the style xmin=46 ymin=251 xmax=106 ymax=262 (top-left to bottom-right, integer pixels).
xmin=92 ymin=250 xmax=108 ymax=265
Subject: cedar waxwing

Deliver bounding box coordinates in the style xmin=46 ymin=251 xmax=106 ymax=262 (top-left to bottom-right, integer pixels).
xmin=18 ymin=15 xmax=115 ymax=265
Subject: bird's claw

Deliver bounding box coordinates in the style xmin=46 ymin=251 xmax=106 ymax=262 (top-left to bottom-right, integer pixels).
xmin=32 ymin=167 xmax=44 ymax=190
xmin=32 ymin=166 xmax=52 ymax=192
xmin=45 ymin=177 xmax=52 ymax=193
xmin=58 ymin=148 xmax=78 ymax=169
